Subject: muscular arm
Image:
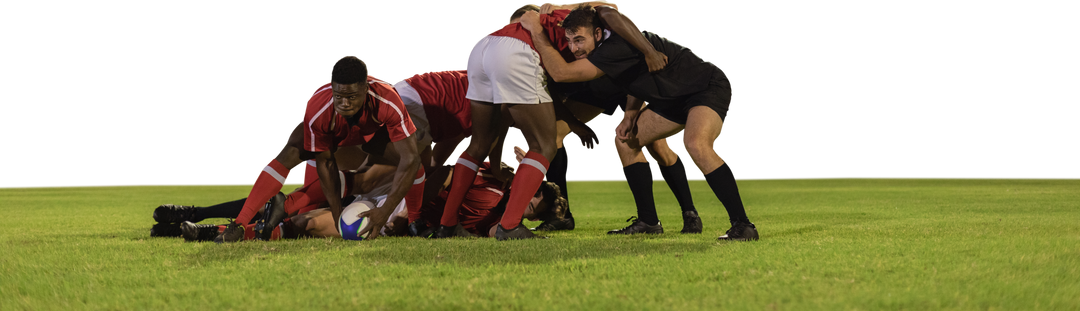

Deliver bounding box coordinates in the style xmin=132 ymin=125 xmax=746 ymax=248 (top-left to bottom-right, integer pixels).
xmin=523 ymin=14 xmax=605 ymax=83
xmin=316 ymin=148 xmax=343 ymax=222
xmin=429 ymin=133 xmax=465 ymax=173
xmin=594 ymin=6 xmax=667 ymax=72
xmin=360 ymin=135 xmax=420 ymax=239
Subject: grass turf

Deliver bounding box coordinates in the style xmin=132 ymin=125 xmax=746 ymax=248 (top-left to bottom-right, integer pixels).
xmin=1 ymin=179 xmax=1078 ymax=310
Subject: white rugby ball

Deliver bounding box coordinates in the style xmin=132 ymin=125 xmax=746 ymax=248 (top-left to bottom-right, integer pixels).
xmin=339 ymin=200 xmax=375 ymax=240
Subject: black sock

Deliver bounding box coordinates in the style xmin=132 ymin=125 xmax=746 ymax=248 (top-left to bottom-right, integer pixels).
xmin=547 ymin=147 xmax=572 ymax=219
xmin=658 ymin=157 xmax=696 ymax=214
xmin=623 ymin=162 xmax=658 ymax=225
xmin=192 ymin=198 xmax=246 ymax=222
xmin=704 ymin=163 xmax=750 ymax=224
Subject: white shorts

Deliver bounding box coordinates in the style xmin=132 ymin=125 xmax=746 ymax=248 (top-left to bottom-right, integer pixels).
xmin=346 ymin=182 xmax=408 ymax=235
xmin=393 ymin=80 xmax=434 ymax=149
xmin=465 ymin=35 xmax=551 ymax=105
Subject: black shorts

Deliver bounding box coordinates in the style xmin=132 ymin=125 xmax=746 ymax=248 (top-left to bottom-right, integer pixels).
xmin=648 ymin=67 xmax=731 ymax=124
xmin=566 ymin=78 xmax=624 ymax=116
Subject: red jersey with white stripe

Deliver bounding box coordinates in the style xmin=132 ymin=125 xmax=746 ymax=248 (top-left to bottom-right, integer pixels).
xmin=420 ymin=163 xmax=505 ymax=235
xmin=490 ymin=10 xmax=574 ymax=62
xmin=404 ymin=70 xmax=472 ymax=142
xmin=303 ymin=77 xmax=417 ymax=153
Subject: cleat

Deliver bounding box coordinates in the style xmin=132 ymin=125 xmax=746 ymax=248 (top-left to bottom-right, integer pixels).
xmin=607 ymin=216 xmax=663 ymax=235
xmin=680 ymin=211 xmax=703 ymax=234
xmin=532 ymin=216 xmax=575 ymax=231
xmin=495 ymin=224 xmax=543 ymax=241
xmin=153 ymin=204 xmax=197 ymax=223
xmin=150 ymin=223 xmax=182 ymax=237
xmin=408 ymin=221 xmax=435 ymax=238
xmin=214 ymin=222 xmax=245 ymax=243
xmin=181 ymin=221 xmax=221 ymax=242
xmin=717 ymin=221 xmax=759 ymax=241
xmin=431 ymin=224 xmax=476 ymax=239
xmin=254 ymin=192 xmax=286 ymax=241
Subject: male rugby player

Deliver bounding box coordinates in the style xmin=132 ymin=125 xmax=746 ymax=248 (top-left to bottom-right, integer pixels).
xmin=440 ymin=2 xmax=665 ymax=240
xmin=522 ymin=5 xmax=759 ymax=240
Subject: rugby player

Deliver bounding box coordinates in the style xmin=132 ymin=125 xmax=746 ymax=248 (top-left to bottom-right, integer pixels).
xmin=521 ymin=5 xmax=759 ymax=240
xmin=439 ymin=2 xmax=665 ymax=240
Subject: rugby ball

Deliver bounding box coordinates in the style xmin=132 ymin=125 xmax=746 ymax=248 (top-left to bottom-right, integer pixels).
xmin=339 ymin=200 xmax=375 ymax=240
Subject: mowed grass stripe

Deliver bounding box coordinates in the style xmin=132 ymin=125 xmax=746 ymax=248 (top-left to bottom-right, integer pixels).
xmin=1 ymin=179 xmax=1077 ymax=310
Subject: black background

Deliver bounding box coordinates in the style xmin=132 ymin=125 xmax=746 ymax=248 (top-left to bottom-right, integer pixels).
xmin=6 ymin=4 xmax=1071 ymax=183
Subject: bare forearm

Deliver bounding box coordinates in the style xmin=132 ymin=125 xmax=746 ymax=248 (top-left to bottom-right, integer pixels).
xmin=530 ymin=28 xmax=572 ymax=81
xmin=596 ymin=7 xmax=654 ymax=56
xmin=317 ymin=154 xmax=343 ymax=220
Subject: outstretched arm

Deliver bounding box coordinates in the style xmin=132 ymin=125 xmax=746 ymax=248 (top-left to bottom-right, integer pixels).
xmin=316 ymin=148 xmax=343 ymax=222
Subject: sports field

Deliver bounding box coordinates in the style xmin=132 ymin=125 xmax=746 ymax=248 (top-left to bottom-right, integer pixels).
xmin=2 ymin=179 xmax=1077 ymax=310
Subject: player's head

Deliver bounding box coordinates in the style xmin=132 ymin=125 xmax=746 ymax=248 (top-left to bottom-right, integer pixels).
xmin=524 ymin=181 xmax=567 ymax=222
xmin=562 ymin=5 xmax=604 ymax=60
xmin=510 ymin=4 xmax=540 ymax=23
xmin=331 ymin=56 xmax=368 ymax=118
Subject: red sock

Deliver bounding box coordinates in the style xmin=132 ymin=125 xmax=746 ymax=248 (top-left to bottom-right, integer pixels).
xmin=440 ymin=153 xmax=479 ymax=226
xmin=284 ymin=175 xmax=327 ymax=215
xmin=406 ymin=169 xmax=426 ymax=223
xmin=235 ymin=160 xmax=290 ymax=225
xmin=500 ymin=151 xmax=549 ymax=229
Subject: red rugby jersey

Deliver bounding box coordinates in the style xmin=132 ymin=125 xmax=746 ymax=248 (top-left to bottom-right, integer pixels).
xmin=490 ymin=9 xmax=575 ymax=64
xmin=303 ymin=77 xmax=416 ymax=153
xmin=403 ymin=70 xmax=472 ymax=142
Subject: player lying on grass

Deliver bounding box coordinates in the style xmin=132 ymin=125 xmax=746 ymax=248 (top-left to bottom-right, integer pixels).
xmin=522 ymin=5 xmax=758 ymax=240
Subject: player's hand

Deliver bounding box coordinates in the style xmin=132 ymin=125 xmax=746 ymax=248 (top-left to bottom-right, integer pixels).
xmin=357 ymin=203 xmax=394 ymax=240
xmin=514 ymin=146 xmax=527 ymax=163
xmin=520 ymin=11 xmax=543 ymax=34
xmin=567 ymin=120 xmax=599 ymax=149
xmin=539 ymin=3 xmax=555 ymax=14
xmin=645 ymin=50 xmax=668 ymax=72
xmin=616 ymin=111 xmax=639 ymax=142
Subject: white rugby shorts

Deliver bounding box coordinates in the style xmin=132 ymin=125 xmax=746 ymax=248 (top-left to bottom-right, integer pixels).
xmin=393 ymin=80 xmax=434 ymax=149
xmin=465 ymin=35 xmax=551 ymax=105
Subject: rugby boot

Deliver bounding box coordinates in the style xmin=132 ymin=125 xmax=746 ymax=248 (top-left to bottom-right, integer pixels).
xmin=717 ymin=221 xmax=759 ymax=241
xmin=214 ymin=222 xmax=245 ymax=243
xmin=607 ymin=216 xmax=663 ymax=235
xmin=153 ymin=204 xmax=197 ymax=223
xmin=495 ymin=224 xmax=543 ymax=241
xmin=181 ymin=221 xmax=221 ymax=242
xmin=150 ymin=222 xmax=182 ymax=237
xmin=531 ymin=216 xmax=576 ymax=231
xmin=680 ymin=211 xmax=703 ymax=234
xmin=431 ymin=224 xmax=476 ymax=239
xmin=254 ymin=192 xmax=287 ymax=241
xmin=408 ymin=220 xmax=436 ymax=238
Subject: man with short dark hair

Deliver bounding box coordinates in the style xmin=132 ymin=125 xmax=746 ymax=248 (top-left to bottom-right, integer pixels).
xmin=521 ymin=5 xmax=759 ymax=240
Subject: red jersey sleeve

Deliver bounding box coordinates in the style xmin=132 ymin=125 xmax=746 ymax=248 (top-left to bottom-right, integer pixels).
xmin=367 ymin=79 xmax=417 ymax=143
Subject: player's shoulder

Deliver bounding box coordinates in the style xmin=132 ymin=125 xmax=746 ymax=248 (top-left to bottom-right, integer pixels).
xmin=307 ymin=83 xmax=335 ymax=108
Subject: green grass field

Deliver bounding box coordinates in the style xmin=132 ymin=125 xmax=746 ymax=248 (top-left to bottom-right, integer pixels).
xmin=2 ymin=179 xmax=1078 ymax=310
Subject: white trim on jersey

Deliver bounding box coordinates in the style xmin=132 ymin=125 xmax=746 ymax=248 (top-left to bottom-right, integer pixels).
xmin=338 ymin=170 xmax=347 ymax=195
xmin=263 ymin=165 xmax=287 ymax=184
xmin=307 ymin=160 xmax=316 ymax=167
xmin=368 ymin=90 xmax=411 ymax=138
xmin=456 ymin=157 xmax=480 ymax=172
xmin=484 ymin=187 xmax=505 ymax=196
xmin=413 ymin=171 xmax=426 ymax=185
xmin=308 ymin=97 xmax=333 ymax=153
xmin=521 ymin=158 xmax=548 ymax=175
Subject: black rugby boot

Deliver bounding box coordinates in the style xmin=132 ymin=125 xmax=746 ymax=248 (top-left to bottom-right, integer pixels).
xmin=150 ymin=222 xmax=182 ymax=237
xmin=495 ymin=224 xmax=542 ymax=241
xmin=680 ymin=211 xmax=703 ymax=234
xmin=431 ymin=224 xmax=476 ymax=239
xmin=607 ymin=216 xmax=663 ymax=235
xmin=181 ymin=221 xmax=220 ymax=242
xmin=153 ymin=204 xmax=197 ymax=223
xmin=254 ymin=192 xmax=286 ymax=241
xmin=717 ymin=221 xmax=759 ymax=241
xmin=408 ymin=221 xmax=436 ymax=238
xmin=532 ymin=216 xmax=575 ymax=231
xmin=214 ymin=222 xmax=245 ymax=243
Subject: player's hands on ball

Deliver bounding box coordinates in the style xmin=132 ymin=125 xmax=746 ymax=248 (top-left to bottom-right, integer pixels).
xmin=357 ymin=204 xmax=394 ymax=240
